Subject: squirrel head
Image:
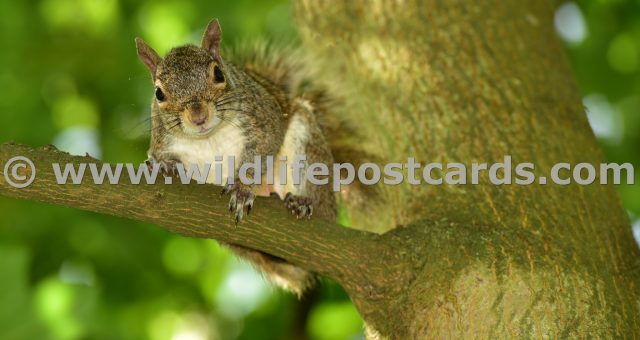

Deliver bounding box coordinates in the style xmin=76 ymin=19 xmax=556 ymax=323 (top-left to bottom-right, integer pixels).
xmin=135 ymin=19 xmax=231 ymax=137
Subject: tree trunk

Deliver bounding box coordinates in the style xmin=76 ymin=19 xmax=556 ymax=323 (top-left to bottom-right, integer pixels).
xmin=1 ymin=0 xmax=639 ymax=338
xmin=294 ymin=0 xmax=640 ymax=337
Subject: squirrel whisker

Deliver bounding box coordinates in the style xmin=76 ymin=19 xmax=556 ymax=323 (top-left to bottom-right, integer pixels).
xmin=214 ymin=91 xmax=247 ymax=103
xmin=215 ymin=107 xmax=249 ymax=113
xmin=215 ymin=97 xmax=248 ymax=107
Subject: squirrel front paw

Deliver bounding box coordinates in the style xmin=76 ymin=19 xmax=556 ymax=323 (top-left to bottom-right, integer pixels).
xmin=222 ymin=183 xmax=255 ymax=223
xmin=284 ymin=193 xmax=313 ymax=219
xmin=145 ymin=156 xmax=180 ymax=176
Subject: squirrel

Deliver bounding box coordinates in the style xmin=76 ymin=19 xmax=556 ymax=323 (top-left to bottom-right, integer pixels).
xmin=134 ymin=18 xmax=337 ymax=296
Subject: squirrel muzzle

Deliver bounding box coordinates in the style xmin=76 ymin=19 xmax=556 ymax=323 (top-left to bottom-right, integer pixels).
xmin=180 ymin=101 xmax=218 ymax=134
xmin=186 ymin=102 xmax=207 ymax=126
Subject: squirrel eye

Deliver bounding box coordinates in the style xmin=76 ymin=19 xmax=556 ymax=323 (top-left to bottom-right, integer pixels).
xmin=213 ymin=65 xmax=225 ymax=83
xmin=155 ymin=87 xmax=165 ymax=101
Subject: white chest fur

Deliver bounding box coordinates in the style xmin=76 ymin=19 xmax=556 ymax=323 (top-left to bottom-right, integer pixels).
xmin=271 ymin=112 xmax=310 ymax=198
xmin=166 ymin=123 xmax=246 ymax=185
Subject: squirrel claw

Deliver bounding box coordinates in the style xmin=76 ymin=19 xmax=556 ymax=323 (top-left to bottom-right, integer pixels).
xmin=146 ymin=157 xmax=179 ymax=177
xmin=284 ymin=193 xmax=313 ymax=220
xmin=223 ymin=183 xmax=255 ymax=223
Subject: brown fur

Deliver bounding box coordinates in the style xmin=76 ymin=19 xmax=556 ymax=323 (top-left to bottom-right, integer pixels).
xmin=136 ymin=19 xmax=336 ymax=296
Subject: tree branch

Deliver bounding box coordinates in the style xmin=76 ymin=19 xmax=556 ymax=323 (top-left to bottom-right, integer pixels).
xmin=0 ymin=142 xmax=401 ymax=293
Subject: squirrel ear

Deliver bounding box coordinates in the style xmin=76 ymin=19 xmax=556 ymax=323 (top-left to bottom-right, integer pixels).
xmin=135 ymin=38 xmax=161 ymax=80
xmin=201 ymin=18 xmax=222 ymax=64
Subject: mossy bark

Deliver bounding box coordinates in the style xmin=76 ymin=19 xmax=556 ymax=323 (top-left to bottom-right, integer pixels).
xmin=294 ymin=0 xmax=640 ymax=337
xmin=1 ymin=0 xmax=639 ymax=338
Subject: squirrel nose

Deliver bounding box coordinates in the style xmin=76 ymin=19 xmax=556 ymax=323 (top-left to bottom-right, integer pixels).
xmin=187 ymin=103 xmax=207 ymax=126
xmin=190 ymin=115 xmax=207 ymax=126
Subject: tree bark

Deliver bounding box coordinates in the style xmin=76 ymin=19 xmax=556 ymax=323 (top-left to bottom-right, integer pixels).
xmin=293 ymin=0 xmax=640 ymax=337
xmin=1 ymin=0 xmax=640 ymax=338
xmin=0 ymin=143 xmax=413 ymax=300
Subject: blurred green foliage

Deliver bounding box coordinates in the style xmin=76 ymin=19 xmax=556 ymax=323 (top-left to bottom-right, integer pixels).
xmin=0 ymin=0 xmax=638 ymax=339
xmin=559 ymin=1 xmax=640 ymax=219
xmin=0 ymin=0 xmax=360 ymax=339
